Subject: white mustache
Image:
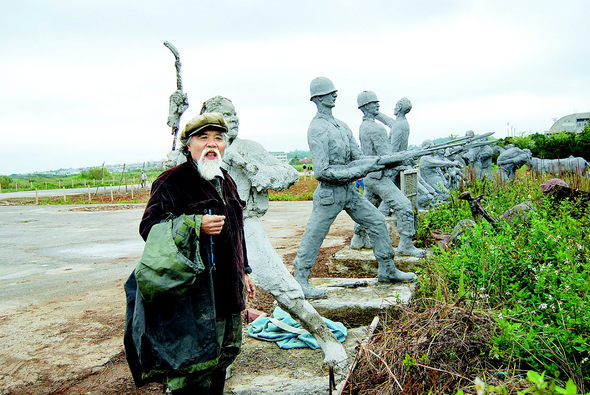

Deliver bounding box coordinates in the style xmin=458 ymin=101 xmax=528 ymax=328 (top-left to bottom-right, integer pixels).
xmin=200 ymin=147 xmax=220 ymax=160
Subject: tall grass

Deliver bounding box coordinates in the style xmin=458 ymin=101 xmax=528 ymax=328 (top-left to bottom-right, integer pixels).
xmin=416 ymin=169 xmax=590 ymax=391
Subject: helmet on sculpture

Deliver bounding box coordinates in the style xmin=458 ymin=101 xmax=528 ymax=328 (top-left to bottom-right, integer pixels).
xmin=309 ymin=77 xmax=337 ymax=100
xmin=357 ymin=90 xmax=379 ymax=108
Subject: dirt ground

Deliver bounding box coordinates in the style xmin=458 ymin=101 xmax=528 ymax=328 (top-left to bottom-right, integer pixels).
xmin=0 ymin=195 xmax=355 ymax=394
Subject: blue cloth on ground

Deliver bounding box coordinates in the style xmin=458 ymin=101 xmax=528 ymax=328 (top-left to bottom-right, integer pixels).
xmin=247 ymin=306 xmax=347 ymax=349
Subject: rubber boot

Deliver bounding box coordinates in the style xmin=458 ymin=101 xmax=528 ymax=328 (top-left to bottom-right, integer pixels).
xmin=293 ymin=267 xmax=327 ymax=299
xmin=396 ymin=211 xmax=426 ymax=257
xmin=377 ymin=259 xmax=416 ymax=283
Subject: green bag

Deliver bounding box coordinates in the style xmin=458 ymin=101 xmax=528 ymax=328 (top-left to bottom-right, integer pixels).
xmin=135 ymin=214 xmax=205 ymax=302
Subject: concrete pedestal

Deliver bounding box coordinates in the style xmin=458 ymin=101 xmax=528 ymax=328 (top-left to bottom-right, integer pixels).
xmin=308 ymin=277 xmax=416 ymax=327
xmin=225 ymin=278 xmax=417 ymax=394
xmin=329 ymin=246 xmax=424 ymax=276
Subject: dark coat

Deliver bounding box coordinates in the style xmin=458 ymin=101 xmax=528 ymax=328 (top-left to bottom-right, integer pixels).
xmin=139 ymin=159 xmax=249 ymax=315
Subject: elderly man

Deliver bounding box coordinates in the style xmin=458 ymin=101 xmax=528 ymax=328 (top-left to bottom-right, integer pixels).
xmin=200 ymin=96 xmax=347 ymax=367
xmin=124 ymin=113 xmax=255 ymax=394
xmin=351 ymin=91 xmax=425 ymax=257
xmin=293 ymin=77 xmax=416 ymax=299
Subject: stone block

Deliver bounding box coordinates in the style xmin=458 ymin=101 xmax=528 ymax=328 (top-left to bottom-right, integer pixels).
xmin=328 ymin=246 xmax=423 ymax=276
xmin=226 ymin=326 xmax=371 ymax=394
xmin=308 ymin=277 xmax=416 ymax=327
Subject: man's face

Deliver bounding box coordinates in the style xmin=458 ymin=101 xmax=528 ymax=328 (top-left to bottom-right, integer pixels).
xmin=319 ymin=91 xmax=337 ymax=108
xmin=187 ymin=129 xmax=226 ymax=164
xmin=364 ymin=101 xmax=379 ymax=116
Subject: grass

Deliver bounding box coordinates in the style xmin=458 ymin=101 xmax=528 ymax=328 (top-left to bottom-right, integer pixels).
xmin=350 ymin=169 xmax=590 ymax=394
xmin=0 ymin=169 xmax=164 ymax=193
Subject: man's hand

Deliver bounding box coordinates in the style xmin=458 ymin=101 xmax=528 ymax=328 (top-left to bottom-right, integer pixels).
xmin=201 ymin=214 xmax=225 ymax=235
xmin=244 ymin=274 xmax=256 ymax=300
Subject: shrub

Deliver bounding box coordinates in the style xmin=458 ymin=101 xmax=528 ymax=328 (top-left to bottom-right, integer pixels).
xmin=417 ymin=178 xmax=590 ymax=391
xmin=1 ymin=175 xmax=12 ymax=189
xmin=81 ymin=167 xmax=111 ymax=180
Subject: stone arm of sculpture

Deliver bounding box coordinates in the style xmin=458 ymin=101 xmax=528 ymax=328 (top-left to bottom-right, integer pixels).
xmin=308 ymin=128 xmax=382 ymax=184
xmin=375 ymin=112 xmax=395 ymax=128
xmin=497 ymin=149 xmax=530 ymax=167
xmin=224 ymin=141 xmax=298 ymax=192
xmin=420 ymin=155 xmax=460 ymax=169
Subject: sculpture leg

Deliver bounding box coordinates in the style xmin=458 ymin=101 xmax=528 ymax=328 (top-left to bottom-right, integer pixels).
xmin=369 ymin=178 xmax=425 ymax=258
xmin=274 ymin=294 xmax=348 ymax=369
xmin=350 ymin=223 xmax=371 ymax=250
xmin=350 ymin=185 xmax=379 ymax=249
xmin=243 ymin=217 xmax=347 ymax=367
xmin=346 ymin=194 xmax=416 ymax=283
xmin=292 ymin=196 xmax=342 ymax=299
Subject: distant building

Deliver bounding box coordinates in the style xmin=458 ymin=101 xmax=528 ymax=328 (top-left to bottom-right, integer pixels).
xmin=549 ymin=112 xmax=589 ymax=134
xmin=269 ymin=151 xmax=288 ymax=163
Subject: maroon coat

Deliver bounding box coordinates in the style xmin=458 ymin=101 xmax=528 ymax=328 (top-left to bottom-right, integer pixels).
xmin=139 ymin=160 xmax=249 ymax=315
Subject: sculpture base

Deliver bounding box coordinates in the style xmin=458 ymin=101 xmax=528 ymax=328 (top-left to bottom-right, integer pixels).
xmin=307 ymin=277 xmax=416 ymax=327
xmin=226 ymin=325 xmax=369 ymax=394
xmin=329 ymin=246 xmax=424 ymax=276
xmin=226 ymin=277 xmax=417 ymax=394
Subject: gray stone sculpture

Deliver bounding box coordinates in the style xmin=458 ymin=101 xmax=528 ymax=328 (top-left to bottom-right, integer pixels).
xmin=376 ymin=97 xmax=412 ymax=152
xmin=350 ymin=91 xmax=425 ymax=257
xmin=418 ymin=140 xmax=460 ymax=202
xmin=497 ymin=146 xmax=532 ymax=182
xmin=461 ymin=130 xmax=495 ymax=180
xmin=528 ymin=156 xmax=589 ymax=177
xmin=200 ymin=96 xmax=348 ymax=367
xmin=376 ymin=97 xmax=455 ymax=210
xmin=417 ymin=175 xmax=437 ymax=209
xmin=292 ymin=77 xmax=416 ymax=300
xmin=163 ymin=41 xmax=189 ymax=151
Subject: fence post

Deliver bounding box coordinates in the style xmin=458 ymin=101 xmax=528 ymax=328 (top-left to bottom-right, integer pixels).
xmin=45 ymin=181 xmax=47 ymax=189
xmin=16 ymin=181 xmax=18 ymax=191
xmin=110 ymin=185 xmax=113 ymax=201
xmin=88 ymin=186 xmax=91 ymax=202
xmin=131 ymin=185 xmax=134 ymax=200
xmin=35 ymin=189 xmax=39 ymax=205
xmin=62 ymin=187 xmax=66 ymax=202
xmin=30 ymin=181 xmax=33 ymax=189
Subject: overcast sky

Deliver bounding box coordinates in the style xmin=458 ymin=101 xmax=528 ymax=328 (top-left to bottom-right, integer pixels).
xmin=1 ymin=0 xmax=589 ymax=174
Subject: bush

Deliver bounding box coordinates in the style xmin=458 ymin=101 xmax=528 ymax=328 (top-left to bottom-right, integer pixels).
xmin=417 ymin=179 xmax=590 ymax=391
xmin=0 ymin=175 xmax=12 ymax=189
xmin=502 ymin=123 xmax=590 ymax=161
xmin=81 ymin=167 xmax=111 ymax=180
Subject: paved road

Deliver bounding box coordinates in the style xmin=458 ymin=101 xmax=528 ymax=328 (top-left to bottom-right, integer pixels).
xmin=0 ymin=201 xmax=353 ymax=310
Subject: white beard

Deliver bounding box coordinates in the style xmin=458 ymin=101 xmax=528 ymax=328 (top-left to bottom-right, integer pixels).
xmin=197 ymin=148 xmax=222 ymax=180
